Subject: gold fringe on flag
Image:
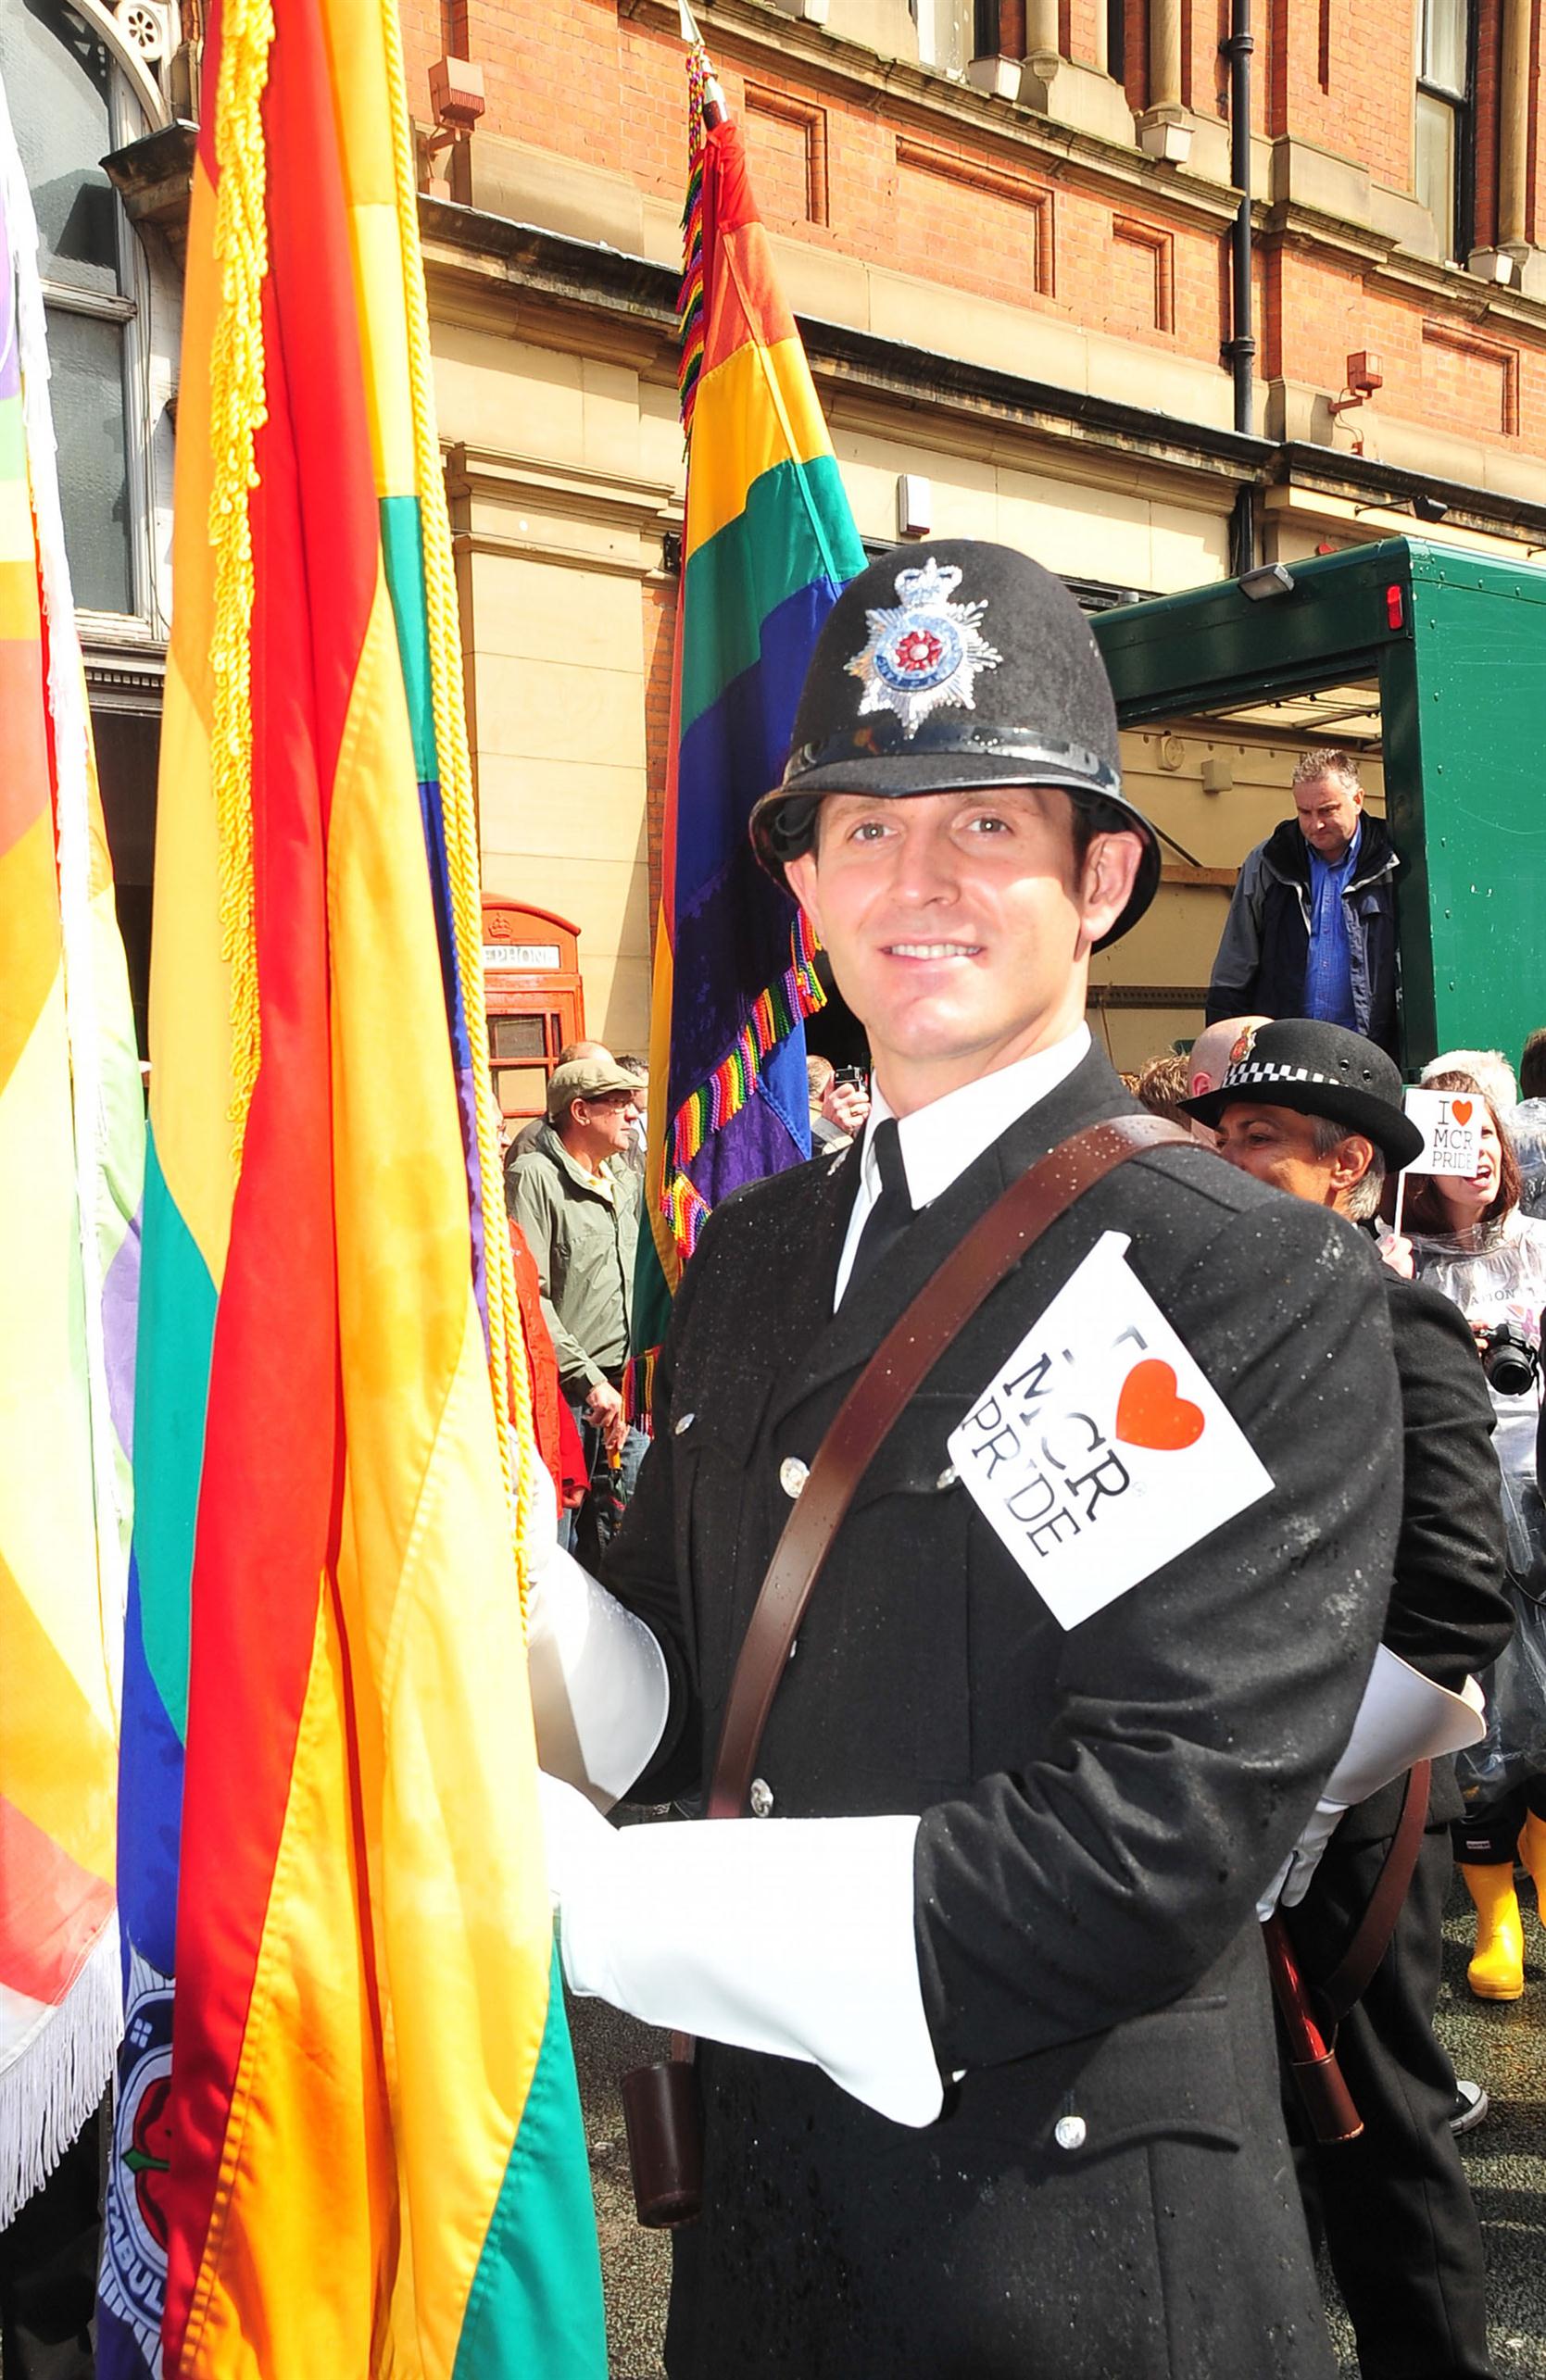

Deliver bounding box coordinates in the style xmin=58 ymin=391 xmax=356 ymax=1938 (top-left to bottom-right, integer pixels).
xmin=207 ymin=0 xmax=275 ymax=1161
xmin=378 ymin=0 xmax=538 ymax=1619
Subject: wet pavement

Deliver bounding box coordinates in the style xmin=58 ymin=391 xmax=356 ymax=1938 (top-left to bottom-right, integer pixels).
xmin=569 ymin=1990 xmax=671 ymax=2380
xmin=572 ymin=1869 xmax=1546 ymax=2380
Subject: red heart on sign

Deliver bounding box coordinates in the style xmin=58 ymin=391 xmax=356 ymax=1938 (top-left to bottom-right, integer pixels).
xmin=1115 ymin=1359 xmax=1205 ymax=1453
xmin=1452 ymin=1100 xmax=1473 ymax=1125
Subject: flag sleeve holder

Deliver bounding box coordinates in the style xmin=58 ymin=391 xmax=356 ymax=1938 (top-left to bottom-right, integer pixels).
xmin=622 ymin=1114 xmax=1199 ymax=2226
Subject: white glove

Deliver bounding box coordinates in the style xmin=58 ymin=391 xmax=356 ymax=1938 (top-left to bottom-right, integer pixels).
xmin=1258 ymin=1800 xmax=1346 ymax=1917
xmin=538 ymin=1773 xmax=942 ymax=2127
xmin=522 ymin=1458 xmax=670 ymax=1810
xmin=1257 ymin=1646 xmax=1487 ymax=1917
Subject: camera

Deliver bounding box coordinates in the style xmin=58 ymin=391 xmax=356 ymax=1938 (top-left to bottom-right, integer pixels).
xmin=1479 ymin=1322 xmax=1541 ymax=1397
xmin=832 ymin=1065 xmax=869 ymax=1093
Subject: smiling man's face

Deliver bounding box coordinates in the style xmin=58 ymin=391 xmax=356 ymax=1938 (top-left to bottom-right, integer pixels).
xmin=785 ymin=785 xmax=1139 ymax=1117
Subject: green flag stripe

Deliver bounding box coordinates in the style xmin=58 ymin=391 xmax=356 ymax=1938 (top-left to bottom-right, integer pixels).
xmin=450 ymin=1947 xmax=608 ymax=2379
xmin=680 ymin=454 xmax=864 ymax=734
xmin=379 ymin=495 xmax=438 ymax=786
xmin=134 ymin=1130 xmax=219 ymax=1740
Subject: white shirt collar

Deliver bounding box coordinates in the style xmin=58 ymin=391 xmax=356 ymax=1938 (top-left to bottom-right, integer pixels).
xmin=833 ymin=1023 xmax=1091 ymax=1308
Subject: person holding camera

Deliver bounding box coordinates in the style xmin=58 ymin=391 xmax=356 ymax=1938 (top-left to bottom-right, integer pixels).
xmin=1405 ymin=1070 xmax=1546 ymax=2000
xmin=808 ymin=1055 xmax=871 ymax=1148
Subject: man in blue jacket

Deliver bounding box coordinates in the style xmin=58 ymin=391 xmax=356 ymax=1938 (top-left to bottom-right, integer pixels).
xmin=1206 ymin=749 xmax=1399 ymax=1058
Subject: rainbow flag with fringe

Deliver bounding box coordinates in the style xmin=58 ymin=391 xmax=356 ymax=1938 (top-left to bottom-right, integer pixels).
xmin=631 ymin=62 xmax=866 ymax=1390
xmin=0 ymin=66 xmax=142 ymax=2229
xmin=95 ymin=0 xmax=606 ymax=2371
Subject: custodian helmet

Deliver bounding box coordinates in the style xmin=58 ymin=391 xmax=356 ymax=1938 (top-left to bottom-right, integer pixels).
xmin=749 ymin=538 xmax=1162 ymax=949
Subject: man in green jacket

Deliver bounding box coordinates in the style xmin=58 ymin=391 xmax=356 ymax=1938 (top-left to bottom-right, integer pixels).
xmin=508 ymin=1056 xmax=645 ymax=1560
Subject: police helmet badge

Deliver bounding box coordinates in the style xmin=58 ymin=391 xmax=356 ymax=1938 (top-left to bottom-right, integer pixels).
xmin=846 ymin=557 xmax=1002 ymax=737
xmin=1229 ymin=1023 xmax=1258 ymax=1068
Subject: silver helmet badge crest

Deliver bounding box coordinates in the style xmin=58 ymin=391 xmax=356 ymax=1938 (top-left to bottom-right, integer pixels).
xmin=846 ymin=558 xmax=1003 ymax=738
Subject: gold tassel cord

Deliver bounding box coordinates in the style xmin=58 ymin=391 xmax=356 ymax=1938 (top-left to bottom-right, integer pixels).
xmin=378 ymin=0 xmax=538 ymax=1622
xmin=206 ymin=0 xmax=275 ymax=1162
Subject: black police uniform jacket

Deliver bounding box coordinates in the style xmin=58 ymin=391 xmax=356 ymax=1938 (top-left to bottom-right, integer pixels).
xmin=605 ymin=1047 xmax=1403 ymax=2380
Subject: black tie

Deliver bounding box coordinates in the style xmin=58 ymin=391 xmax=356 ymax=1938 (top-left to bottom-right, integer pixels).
xmin=845 ymin=1118 xmax=914 ymax=1298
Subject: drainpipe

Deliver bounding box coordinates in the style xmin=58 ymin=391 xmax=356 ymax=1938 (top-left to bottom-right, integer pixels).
xmin=1498 ymin=0 xmax=1529 ymax=254
xmin=1222 ymin=0 xmax=1256 ymax=565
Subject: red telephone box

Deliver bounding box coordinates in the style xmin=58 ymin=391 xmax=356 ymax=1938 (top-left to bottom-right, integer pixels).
xmin=481 ymin=897 xmax=585 ymax=1125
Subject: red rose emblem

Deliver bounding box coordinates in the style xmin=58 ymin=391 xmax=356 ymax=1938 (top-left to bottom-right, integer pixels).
xmin=125 ymin=2072 xmax=173 ymax=2252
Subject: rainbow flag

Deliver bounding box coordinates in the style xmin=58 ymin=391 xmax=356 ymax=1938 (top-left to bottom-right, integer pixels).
xmin=632 ymin=61 xmax=866 ymax=1385
xmin=0 ymin=71 xmax=142 ymax=2224
xmin=96 ymin=0 xmax=606 ymax=2372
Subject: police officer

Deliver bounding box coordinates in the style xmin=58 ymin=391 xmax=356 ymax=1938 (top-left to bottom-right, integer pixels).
xmin=1187 ymin=1020 xmax=1512 ymax=2380
xmin=533 ymin=545 xmax=1483 ymax=2378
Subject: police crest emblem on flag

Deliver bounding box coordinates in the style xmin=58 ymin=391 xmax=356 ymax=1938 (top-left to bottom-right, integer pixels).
xmin=99 ymin=1950 xmax=174 ymax=2371
xmin=847 ymin=557 xmax=1002 ymax=736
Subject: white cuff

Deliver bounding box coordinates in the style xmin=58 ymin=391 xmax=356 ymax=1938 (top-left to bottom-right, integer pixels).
xmin=1322 ymin=1644 xmax=1486 ymax=1810
xmin=539 ymin=1776 xmax=942 ymax=2127
xmin=526 ymin=1541 xmax=670 ymax=1811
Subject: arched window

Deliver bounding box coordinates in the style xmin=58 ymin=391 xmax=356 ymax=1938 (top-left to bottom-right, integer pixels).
xmin=0 ymin=0 xmax=154 ymax=617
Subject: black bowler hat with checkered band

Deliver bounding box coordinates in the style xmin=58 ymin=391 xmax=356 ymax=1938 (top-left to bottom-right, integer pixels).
xmin=1181 ymin=1019 xmax=1425 ymax=1169
xmin=748 ymin=540 xmax=1163 ymax=951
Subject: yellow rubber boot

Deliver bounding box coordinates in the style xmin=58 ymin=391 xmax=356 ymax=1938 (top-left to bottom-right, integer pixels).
xmin=1460 ymin=1863 xmax=1525 ymax=2001
xmin=1519 ymin=1814 xmax=1546 ymax=1919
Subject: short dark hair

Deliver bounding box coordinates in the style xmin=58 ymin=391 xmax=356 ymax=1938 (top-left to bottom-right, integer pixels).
xmin=1402 ymin=1071 xmax=1522 ymax=1232
xmin=1069 ymin=792 xmax=1139 ymax=870
xmin=1521 ymin=1029 xmax=1546 ymax=1102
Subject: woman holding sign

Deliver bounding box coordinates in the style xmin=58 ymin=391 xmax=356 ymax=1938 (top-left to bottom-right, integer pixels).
xmin=1408 ymin=1071 xmax=1546 ymax=1998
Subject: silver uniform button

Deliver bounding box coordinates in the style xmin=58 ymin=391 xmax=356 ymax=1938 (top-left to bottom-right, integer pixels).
xmin=1054 ymin=2114 xmax=1087 ymax=2152
xmin=936 ymin=1463 xmax=959 ymax=1491
xmin=749 ymin=1777 xmax=774 ymax=1818
xmin=779 ymin=1456 xmax=810 ymax=1498
xmin=673 ymin=1411 xmax=695 ymax=1435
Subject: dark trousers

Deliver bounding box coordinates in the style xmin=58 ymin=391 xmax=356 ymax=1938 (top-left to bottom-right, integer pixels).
xmin=0 ymin=2107 xmax=104 ymax=2380
xmin=1452 ymin=1773 xmax=1546 ymax=1864
xmin=1283 ymin=1823 xmax=1493 ymax=2380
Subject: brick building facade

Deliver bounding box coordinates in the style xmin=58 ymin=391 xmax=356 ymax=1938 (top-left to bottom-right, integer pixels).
xmin=85 ymin=0 xmax=1546 ymax=1070
xmin=387 ymin=0 xmax=1546 ymax=1071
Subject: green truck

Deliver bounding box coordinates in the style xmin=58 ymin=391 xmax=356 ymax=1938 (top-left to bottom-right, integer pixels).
xmin=1092 ymin=537 xmax=1546 ymax=1071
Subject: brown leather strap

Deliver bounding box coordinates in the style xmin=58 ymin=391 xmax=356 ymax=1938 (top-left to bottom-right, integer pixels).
xmin=1313 ymin=1758 xmax=1432 ymax=2023
xmin=705 ymin=1112 xmax=1198 ymax=1821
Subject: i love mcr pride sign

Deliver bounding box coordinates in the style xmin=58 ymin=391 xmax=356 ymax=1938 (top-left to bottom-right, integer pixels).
xmin=1401 ymin=1087 xmax=1483 ymax=1178
xmin=948 ymin=1233 xmax=1273 ymax=1631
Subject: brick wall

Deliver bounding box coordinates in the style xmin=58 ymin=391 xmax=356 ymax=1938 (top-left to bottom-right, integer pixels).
xmin=415 ymin=0 xmax=1546 ymax=463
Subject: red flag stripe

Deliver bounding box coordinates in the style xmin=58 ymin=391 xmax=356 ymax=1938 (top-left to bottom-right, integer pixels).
xmin=159 ymin=0 xmax=383 ymax=2356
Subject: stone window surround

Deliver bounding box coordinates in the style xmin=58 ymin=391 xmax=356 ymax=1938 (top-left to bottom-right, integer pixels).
xmin=732 ymin=0 xmax=1545 ymax=300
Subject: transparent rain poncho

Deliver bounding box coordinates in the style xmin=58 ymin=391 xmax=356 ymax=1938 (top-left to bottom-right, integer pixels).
xmin=1411 ymin=1205 xmax=1546 ymax=1799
